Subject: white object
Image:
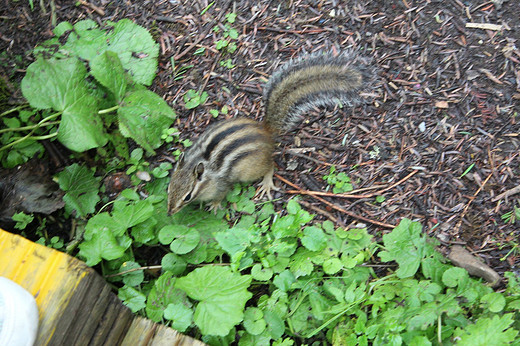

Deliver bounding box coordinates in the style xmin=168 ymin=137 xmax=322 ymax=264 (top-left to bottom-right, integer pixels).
xmin=0 ymin=277 xmax=39 ymax=346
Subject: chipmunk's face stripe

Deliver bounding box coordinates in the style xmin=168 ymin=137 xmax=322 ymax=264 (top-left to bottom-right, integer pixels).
xmin=202 ymin=123 xmax=253 ymax=160
xmin=215 ymin=133 xmax=267 ymax=169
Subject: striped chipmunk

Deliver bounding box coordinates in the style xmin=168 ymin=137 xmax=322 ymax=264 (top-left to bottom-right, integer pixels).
xmin=167 ymin=50 xmax=375 ymax=215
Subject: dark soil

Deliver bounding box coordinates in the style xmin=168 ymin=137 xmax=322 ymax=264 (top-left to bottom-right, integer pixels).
xmin=1 ymin=0 xmax=519 ymax=275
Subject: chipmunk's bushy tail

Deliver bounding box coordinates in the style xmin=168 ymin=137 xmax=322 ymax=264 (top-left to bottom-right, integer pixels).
xmin=263 ymin=50 xmax=377 ymax=133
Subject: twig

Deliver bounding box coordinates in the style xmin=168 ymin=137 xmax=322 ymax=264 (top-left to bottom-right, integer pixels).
xmin=105 ymin=265 xmax=162 ymax=278
xmin=275 ymin=174 xmax=396 ymax=229
xmin=492 ymin=185 xmax=520 ymax=202
xmin=454 ymin=172 xmax=494 ymax=232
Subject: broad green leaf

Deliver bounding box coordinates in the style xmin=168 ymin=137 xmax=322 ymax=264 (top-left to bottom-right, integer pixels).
xmin=119 ymin=261 xmax=144 ymax=287
xmin=146 ymin=272 xmax=188 ymax=322
xmin=59 ymin=103 xmax=108 ymax=151
xmin=78 ymin=228 xmax=127 ymax=266
xmin=251 ymin=264 xmax=273 ymax=281
xmin=300 ymin=226 xmax=327 ymax=252
xmin=105 ymin=19 xmax=159 ymax=86
xmin=379 ymin=219 xmax=425 ymax=278
xmin=118 ymin=90 xmax=175 ymax=153
xmin=164 ymin=303 xmax=193 ymax=332
xmin=454 ymin=314 xmax=518 ymax=345
xmin=480 ymin=292 xmax=506 ymax=313
xmin=323 ymin=258 xmax=343 ymax=274
xmin=90 ymin=51 xmax=127 ymax=101
xmin=175 ymin=266 xmax=252 ymax=336
xmin=264 ymin=310 xmax=285 ymax=340
xmin=84 ymin=212 xmax=125 ymax=239
xmin=215 ymin=228 xmax=252 ymax=257
xmin=112 ymin=199 xmax=154 ymax=230
xmin=118 ymin=285 xmax=146 ymax=313
xmin=21 ymin=57 xmax=107 ymax=151
xmin=273 ymin=270 xmax=295 ymax=292
xmin=243 ymin=307 xmax=266 ymax=335
xmin=289 ymin=248 xmax=314 ymax=278
xmin=161 ymin=253 xmax=187 ymax=275
xmin=57 ymin=163 xmax=100 ymax=217
xmin=158 ymin=225 xmax=200 ymax=254
xmin=442 ymin=267 xmax=468 ymax=288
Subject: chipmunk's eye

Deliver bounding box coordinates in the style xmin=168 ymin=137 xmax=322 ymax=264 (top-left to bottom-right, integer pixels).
xmin=183 ymin=193 xmax=192 ymax=202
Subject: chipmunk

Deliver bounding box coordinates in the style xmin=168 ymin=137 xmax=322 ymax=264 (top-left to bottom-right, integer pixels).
xmin=167 ymin=51 xmax=375 ymax=215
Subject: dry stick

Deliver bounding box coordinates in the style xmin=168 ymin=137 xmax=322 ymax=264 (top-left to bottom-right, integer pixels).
xmin=492 ymin=184 xmax=520 ymax=202
xmin=286 ymin=170 xmax=418 ymax=199
xmin=105 ymin=265 xmax=162 ymax=278
xmin=275 ymin=174 xmax=396 ymax=229
xmin=454 ymin=172 xmax=494 ymax=232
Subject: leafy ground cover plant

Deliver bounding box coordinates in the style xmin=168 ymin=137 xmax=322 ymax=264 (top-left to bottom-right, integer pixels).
xmin=17 ymin=19 xmax=175 ymax=154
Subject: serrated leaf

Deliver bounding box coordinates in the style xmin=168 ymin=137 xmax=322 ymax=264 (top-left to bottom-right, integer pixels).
xmin=57 ymin=163 xmax=100 ymax=217
xmin=289 ymin=248 xmax=315 ymax=278
xmin=90 ymin=51 xmax=127 ymax=101
xmin=442 ymin=267 xmax=468 ymax=288
xmin=164 ymin=303 xmax=193 ymax=332
xmin=175 ymin=266 xmax=252 ymax=336
xmin=118 ymin=89 xmax=175 ymax=153
xmin=454 ymin=313 xmax=518 ymax=345
xmin=215 ymin=228 xmax=252 ymax=257
xmin=380 ymin=218 xmax=425 ymax=278
xmin=119 ymin=261 xmax=144 ymax=287
xmin=78 ymin=228 xmax=128 ymax=266
xmin=146 ymin=272 xmax=188 ymax=322
xmin=112 ymin=199 xmax=154 ymax=230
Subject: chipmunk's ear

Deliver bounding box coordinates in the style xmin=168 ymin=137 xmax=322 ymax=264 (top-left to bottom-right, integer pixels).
xmin=194 ymin=162 xmax=204 ymax=181
xmin=174 ymin=153 xmax=185 ymax=171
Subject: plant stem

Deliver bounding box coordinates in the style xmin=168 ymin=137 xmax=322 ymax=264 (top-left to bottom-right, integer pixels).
xmin=98 ymin=105 xmax=120 ymax=114
xmin=0 ymin=105 xmax=29 ymax=117
xmin=0 ymin=121 xmax=60 ymax=134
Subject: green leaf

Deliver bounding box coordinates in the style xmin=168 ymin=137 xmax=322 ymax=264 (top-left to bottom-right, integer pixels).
xmin=105 ymin=19 xmax=159 ymax=86
xmin=273 ymin=270 xmax=295 ymax=292
xmin=289 ymin=248 xmax=315 ymax=278
xmin=118 ymin=285 xmax=146 ymax=312
xmin=442 ymin=267 xmax=468 ymax=288
xmin=243 ymin=307 xmax=266 ymax=335
xmin=251 ymin=264 xmax=273 ymax=281
xmin=454 ymin=314 xmax=518 ymax=345
xmin=21 ymin=57 xmax=107 ymax=151
xmin=164 ymin=303 xmax=193 ymax=332
xmin=57 ymin=163 xmax=100 ymax=217
xmin=215 ymin=228 xmax=252 ymax=257
xmin=119 ymin=261 xmax=144 ymax=287
xmin=158 ymin=225 xmax=200 ymax=254
xmin=118 ymin=89 xmax=176 ymax=154
xmin=78 ymin=229 xmax=127 ymax=266
xmin=146 ymin=272 xmax=189 ymax=322
xmin=323 ymin=258 xmax=343 ymax=274
xmin=112 ymin=199 xmax=154 ymax=230
xmin=480 ymin=292 xmax=506 ymax=313
xmin=379 ymin=219 xmax=425 ymax=278
xmin=300 ymin=226 xmax=327 ymax=252
xmin=161 ymin=253 xmax=187 ymax=275
xmin=175 ymin=266 xmax=252 ymax=336
xmin=12 ymin=212 xmax=34 ymax=230
xmin=90 ymin=51 xmax=127 ymax=101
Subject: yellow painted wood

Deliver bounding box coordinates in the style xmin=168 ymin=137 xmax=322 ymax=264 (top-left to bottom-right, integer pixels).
xmin=0 ymin=229 xmax=86 ymax=344
xmin=0 ymin=229 xmax=206 ymax=345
